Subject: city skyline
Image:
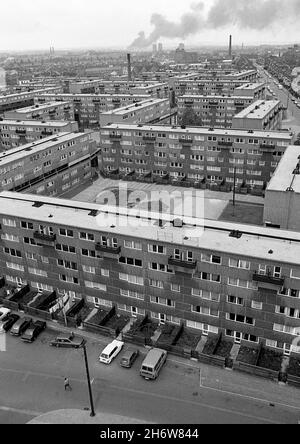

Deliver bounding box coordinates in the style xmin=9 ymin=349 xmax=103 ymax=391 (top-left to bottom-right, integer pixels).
xmin=1 ymin=0 xmax=300 ymax=51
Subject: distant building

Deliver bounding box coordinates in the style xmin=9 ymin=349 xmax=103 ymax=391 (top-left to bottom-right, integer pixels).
xmin=174 ymin=48 xmax=198 ymax=64
xmin=264 ymin=145 xmax=300 ymax=230
xmin=158 ymin=43 xmax=163 ymax=53
xmin=0 ymin=87 xmax=63 ymax=115
xmin=0 ymin=119 xmax=78 ymax=150
xmin=4 ymin=101 xmax=75 ymax=122
xmin=232 ymin=100 xmax=283 ymax=131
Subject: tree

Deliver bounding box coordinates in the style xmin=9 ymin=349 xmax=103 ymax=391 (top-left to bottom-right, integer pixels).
xmin=294 ymin=133 xmax=300 ymax=146
xmin=180 ymin=107 xmax=203 ymax=127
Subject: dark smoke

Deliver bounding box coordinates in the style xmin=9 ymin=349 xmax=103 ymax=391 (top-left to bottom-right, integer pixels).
xmin=129 ymin=0 xmax=300 ymax=48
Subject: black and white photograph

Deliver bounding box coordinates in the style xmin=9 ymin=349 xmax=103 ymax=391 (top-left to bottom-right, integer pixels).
xmin=0 ymin=0 xmax=300 ymax=428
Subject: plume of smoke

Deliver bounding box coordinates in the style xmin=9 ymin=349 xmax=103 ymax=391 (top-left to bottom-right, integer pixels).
xmin=130 ymin=0 xmax=300 ymax=48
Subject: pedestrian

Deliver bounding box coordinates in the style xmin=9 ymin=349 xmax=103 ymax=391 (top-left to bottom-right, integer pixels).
xmin=64 ymin=377 xmax=72 ymax=391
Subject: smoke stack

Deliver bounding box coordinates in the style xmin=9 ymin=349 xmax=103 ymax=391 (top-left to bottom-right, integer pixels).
xmin=229 ymin=35 xmax=232 ymax=59
xmin=127 ymin=53 xmax=132 ymax=81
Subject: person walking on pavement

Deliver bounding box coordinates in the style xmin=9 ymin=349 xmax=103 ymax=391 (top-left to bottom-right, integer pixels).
xmin=64 ymin=377 xmax=72 ymax=391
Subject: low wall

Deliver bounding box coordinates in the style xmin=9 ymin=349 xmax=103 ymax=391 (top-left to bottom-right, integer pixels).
xmin=233 ymin=361 xmax=278 ymax=380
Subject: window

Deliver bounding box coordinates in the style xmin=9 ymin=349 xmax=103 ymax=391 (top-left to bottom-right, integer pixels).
xmin=28 ymin=268 xmax=48 ymax=277
xmin=149 ymin=262 xmax=173 ymax=273
xmin=201 ymin=253 xmax=221 ymax=264
xmin=21 ymin=221 xmax=34 ymax=230
xmin=101 ymin=269 xmax=110 ymax=277
xmin=3 ymin=219 xmax=16 ymax=227
xmin=85 ymin=282 xmax=107 ymax=291
xmin=186 ymin=320 xmax=218 ymax=335
xmin=56 ymin=244 xmax=76 ymax=254
xmin=148 ymin=244 xmax=166 ymax=254
xmin=229 ymin=258 xmax=250 ymax=269
xmin=251 ymin=301 xmax=263 ymax=310
xmin=59 ymin=228 xmax=74 ymax=238
xmin=82 ymin=265 xmax=96 ymax=274
xmin=81 ymin=249 xmax=96 ymax=258
xmin=171 ymin=283 xmax=181 ymax=292
xmin=150 ymin=296 xmax=175 ymax=308
xmin=119 ymin=273 xmax=144 ymax=286
xmin=226 ymin=313 xmax=254 ymax=325
xmin=120 ymin=289 xmax=144 ymax=301
xmin=227 ymin=295 xmax=244 ymax=306
xmin=80 ymin=232 xmax=95 ymax=242
xmin=6 ymin=262 xmax=24 ymax=272
xmin=191 ymin=306 xmax=219 ymax=317
xmin=93 ymin=298 xmax=112 ymax=308
xmin=4 ymin=248 xmax=22 ymax=258
xmin=124 ymin=240 xmax=142 ymax=250
xmin=149 ymin=279 xmax=164 ymax=289
xmin=57 ymin=260 xmax=78 ymax=271
xmin=119 ymin=257 xmax=143 ymax=267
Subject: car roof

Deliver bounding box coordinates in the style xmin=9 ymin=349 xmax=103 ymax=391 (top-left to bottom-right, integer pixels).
xmin=122 ymin=349 xmax=137 ymax=358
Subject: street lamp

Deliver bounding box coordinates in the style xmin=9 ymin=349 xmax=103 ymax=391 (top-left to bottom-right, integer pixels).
xmin=81 ymin=341 xmax=96 ymax=417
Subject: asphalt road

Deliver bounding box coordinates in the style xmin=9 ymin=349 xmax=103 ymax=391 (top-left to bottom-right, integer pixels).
xmin=258 ymin=67 xmax=300 ymax=134
xmin=0 ymin=328 xmax=300 ymax=424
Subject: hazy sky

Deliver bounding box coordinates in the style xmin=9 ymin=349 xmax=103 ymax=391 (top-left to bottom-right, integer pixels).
xmin=1 ymin=0 xmax=299 ymax=51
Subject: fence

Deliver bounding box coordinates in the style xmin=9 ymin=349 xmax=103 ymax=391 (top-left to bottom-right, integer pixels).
xmin=83 ymin=321 xmax=119 ymax=338
xmin=233 ymin=361 xmax=279 ymax=380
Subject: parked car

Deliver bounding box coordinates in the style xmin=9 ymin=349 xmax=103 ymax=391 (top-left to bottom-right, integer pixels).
xmin=0 ymin=314 xmax=20 ymax=333
xmin=50 ymin=333 xmax=84 ymax=349
xmin=21 ymin=320 xmax=47 ymax=343
xmin=10 ymin=317 xmax=32 ymax=337
xmin=99 ymin=340 xmax=124 ymax=364
xmin=0 ymin=307 xmax=11 ymax=321
xmin=120 ymin=349 xmax=139 ymax=368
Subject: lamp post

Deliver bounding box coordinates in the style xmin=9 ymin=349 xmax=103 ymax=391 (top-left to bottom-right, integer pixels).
xmin=81 ymin=341 xmax=96 ymax=417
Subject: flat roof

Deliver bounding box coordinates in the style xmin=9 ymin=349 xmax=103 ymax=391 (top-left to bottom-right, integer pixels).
xmin=101 ymin=123 xmax=292 ymax=140
xmin=101 ymin=99 xmax=169 ymax=116
xmin=179 ymin=95 xmax=253 ymax=100
xmin=5 ymin=101 xmax=70 ymax=114
xmin=37 ymin=93 xmax=150 ymax=99
xmin=0 ymin=132 xmax=86 ymax=165
xmin=267 ymin=145 xmax=300 ymax=193
xmin=235 ymin=83 xmax=265 ymax=90
xmin=71 ymin=80 xmax=167 ymax=87
xmin=0 ymin=88 xmax=61 ymax=101
xmin=0 ymin=191 xmax=299 ymax=265
xmin=0 ymin=119 xmax=76 ymax=127
xmin=233 ymin=100 xmax=281 ymax=119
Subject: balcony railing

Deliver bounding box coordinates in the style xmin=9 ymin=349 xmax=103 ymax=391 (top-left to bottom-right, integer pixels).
xmin=260 ymin=144 xmax=275 ymax=150
xmin=41 ymin=131 xmax=53 ymax=136
xmin=95 ymin=244 xmax=121 ymax=255
xmin=16 ymin=129 xmax=26 ymax=135
xmin=109 ymin=134 xmax=122 ymax=140
xmin=33 ymin=232 xmax=56 ymax=243
xmin=168 ymin=257 xmax=197 ymax=269
xmin=179 ymin=138 xmax=193 ymax=145
xmin=218 ymin=141 xmax=233 ymax=147
xmin=253 ymin=272 xmax=284 ymax=287
xmin=143 ymin=136 xmax=156 ymax=142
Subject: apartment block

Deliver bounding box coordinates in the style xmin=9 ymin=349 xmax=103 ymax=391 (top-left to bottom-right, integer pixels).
xmin=0 ymin=132 xmax=98 ymax=196
xmin=232 ymin=100 xmax=283 ymax=131
xmin=4 ymin=101 xmax=75 ymax=122
xmin=174 ymin=80 xmax=264 ymax=98
xmin=99 ymin=99 xmax=174 ymax=127
xmin=100 ymin=124 xmax=293 ymax=190
xmin=177 ymin=95 xmax=255 ymax=128
xmin=0 ymin=191 xmax=299 ymax=354
xmin=0 ymin=87 xmax=63 ymax=115
xmin=35 ymin=93 xmax=151 ymax=130
xmin=0 ymin=119 xmax=78 ymax=150
xmin=69 ymin=80 xmax=169 ymax=98
xmin=264 ymin=145 xmax=300 ymax=230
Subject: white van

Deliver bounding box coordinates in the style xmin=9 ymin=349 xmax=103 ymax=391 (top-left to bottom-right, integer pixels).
xmin=99 ymin=340 xmax=124 ymax=364
xmin=140 ymin=348 xmax=167 ymax=380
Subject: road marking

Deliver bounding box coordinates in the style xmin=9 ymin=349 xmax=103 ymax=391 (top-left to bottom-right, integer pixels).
xmin=0 ymin=405 xmax=42 ymax=417
xmin=199 ymin=382 xmax=300 ymax=412
xmin=108 ymin=384 xmax=281 ymax=424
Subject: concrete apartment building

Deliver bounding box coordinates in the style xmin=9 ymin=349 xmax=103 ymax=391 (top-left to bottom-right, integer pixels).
xmin=232 ymin=100 xmax=283 ymax=131
xmin=100 ymin=124 xmax=293 ymax=190
xmin=0 ymin=87 xmax=63 ymax=115
xmin=177 ymin=95 xmax=255 ymax=128
xmin=264 ymin=145 xmax=300 ymax=231
xmin=0 ymin=192 xmax=300 ymax=355
xmin=99 ymin=99 xmax=175 ymax=127
xmin=4 ymin=101 xmax=75 ymax=123
xmin=0 ymin=132 xmax=98 ymax=196
xmin=0 ymin=120 xmax=78 ymax=150
xmin=69 ymin=80 xmax=170 ymax=98
xmin=174 ymin=81 xmax=265 ymax=98
xmin=35 ymin=93 xmax=151 ymax=130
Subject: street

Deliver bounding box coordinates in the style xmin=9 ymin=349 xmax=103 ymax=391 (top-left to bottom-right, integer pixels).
xmin=258 ymin=67 xmax=300 ymax=134
xmin=0 ymin=328 xmax=300 ymax=424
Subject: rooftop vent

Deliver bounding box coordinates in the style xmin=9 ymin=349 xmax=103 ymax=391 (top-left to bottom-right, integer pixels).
xmin=229 ymin=230 xmax=242 ymax=239
xmin=173 ymin=218 xmax=183 ymax=228
xmin=32 ymin=202 xmax=44 ymax=208
xmin=88 ymin=210 xmax=98 ymax=217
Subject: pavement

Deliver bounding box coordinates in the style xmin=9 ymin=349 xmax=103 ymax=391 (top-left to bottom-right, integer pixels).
xmin=28 ymin=409 xmax=149 ymax=424
xmin=1 ymin=328 xmax=300 ymax=424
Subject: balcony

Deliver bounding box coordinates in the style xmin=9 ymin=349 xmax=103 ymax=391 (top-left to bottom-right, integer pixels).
xmin=143 ymin=136 xmax=156 ymax=142
xmin=260 ymin=144 xmax=275 ymax=150
xmin=33 ymin=231 xmax=56 ymax=244
xmin=253 ymin=272 xmax=284 ymax=289
xmin=184 ymin=100 xmax=194 ymax=105
xmin=41 ymin=130 xmax=53 ymax=136
xmin=95 ymin=243 xmax=121 ymax=258
xmin=179 ymin=138 xmax=193 ymax=145
xmin=109 ymin=134 xmax=122 ymax=140
xmin=168 ymin=256 xmax=197 ymax=272
xmin=209 ymin=101 xmax=218 ymax=106
xmin=16 ymin=129 xmax=26 ymax=135
xmin=218 ymin=141 xmax=233 ymax=147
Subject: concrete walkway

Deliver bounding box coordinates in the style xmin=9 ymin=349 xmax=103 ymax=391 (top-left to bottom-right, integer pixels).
xmin=28 ymin=409 xmax=150 ymax=424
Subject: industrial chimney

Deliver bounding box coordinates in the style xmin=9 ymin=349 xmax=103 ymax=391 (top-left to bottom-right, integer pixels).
xmin=229 ymin=35 xmax=232 ymax=59
xmin=127 ymin=53 xmax=132 ymax=81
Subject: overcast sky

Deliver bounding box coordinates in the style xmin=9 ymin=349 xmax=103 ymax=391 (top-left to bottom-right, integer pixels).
xmin=1 ymin=0 xmax=299 ymax=51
